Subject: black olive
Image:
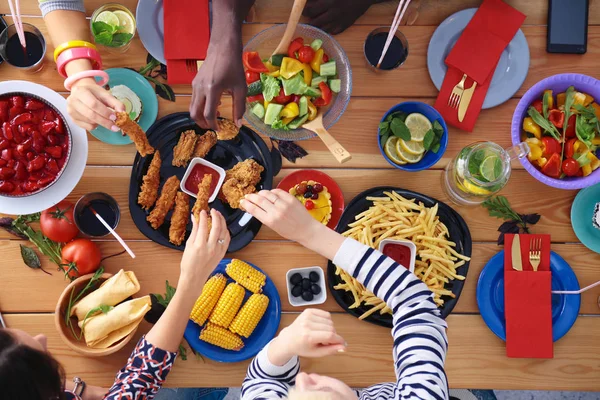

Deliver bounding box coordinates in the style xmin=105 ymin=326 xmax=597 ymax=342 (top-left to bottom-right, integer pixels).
xmin=301 ymin=278 xmax=311 ymax=290
xmin=291 ymin=285 xmax=303 ymax=297
xmin=290 ymin=273 xmax=303 ymax=285
xmin=309 ymin=271 xmax=320 ymax=282
xmin=302 ymin=291 xmax=314 ymax=301
xmin=311 ymin=284 xmax=321 ymax=295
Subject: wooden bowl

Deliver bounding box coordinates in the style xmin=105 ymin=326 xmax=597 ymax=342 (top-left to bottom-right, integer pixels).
xmin=54 ymin=272 xmax=138 ymax=357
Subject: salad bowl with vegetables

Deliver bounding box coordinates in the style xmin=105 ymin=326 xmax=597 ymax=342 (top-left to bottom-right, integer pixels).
xmin=243 ymin=24 xmax=352 ymax=141
xmin=512 ymin=73 xmax=600 ymax=189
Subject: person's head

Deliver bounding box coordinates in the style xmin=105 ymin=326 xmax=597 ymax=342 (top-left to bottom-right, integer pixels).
xmin=287 ymin=372 xmax=358 ymax=400
xmin=0 ymin=328 xmax=65 ymax=400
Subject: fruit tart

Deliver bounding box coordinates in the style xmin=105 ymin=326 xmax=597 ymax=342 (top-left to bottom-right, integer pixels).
xmin=289 ymin=180 xmax=332 ymax=225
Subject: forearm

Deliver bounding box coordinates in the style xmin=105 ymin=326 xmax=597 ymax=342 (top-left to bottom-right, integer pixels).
xmin=64 ymin=381 xmax=106 ymax=400
xmin=208 ymin=0 xmax=255 ymax=51
xmin=298 ymin=222 xmax=346 ymax=262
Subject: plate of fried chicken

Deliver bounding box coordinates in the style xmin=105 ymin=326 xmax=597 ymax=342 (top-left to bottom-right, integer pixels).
xmin=126 ymin=112 xmax=273 ymax=252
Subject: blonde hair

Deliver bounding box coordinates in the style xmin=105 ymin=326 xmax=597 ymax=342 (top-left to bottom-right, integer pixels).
xmin=286 ymin=388 xmax=336 ymax=400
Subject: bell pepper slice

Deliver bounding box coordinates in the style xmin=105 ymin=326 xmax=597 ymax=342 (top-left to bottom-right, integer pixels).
xmin=548 ymin=109 xmax=564 ymax=129
xmin=582 ymin=164 xmax=593 ymax=176
xmin=527 ymin=143 xmax=543 ymax=161
xmin=565 ymin=138 xmax=578 ymax=160
xmin=310 ymin=48 xmax=324 ymax=74
xmin=302 ymin=63 xmax=312 ymax=86
xmin=279 ymin=102 xmax=300 ymax=119
xmin=263 ymin=61 xmax=279 ymax=73
xmin=307 ymin=99 xmax=317 ymax=121
xmin=243 ymin=52 xmax=268 ymax=73
xmin=541 ymin=152 xmax=561 ymax=178
xmin=544 ymin=90 xmax=554 ymax=109
xmin=573 ymin=92 xmax=587 ymax=106
xmin=280 ymin=57 xmax=305 ymax=79
xmin=282 ymin=116 xmax=295 ymax=125
xmin=573 ymin=139 xmax=588 ymax=154
xmin=588 ymin=151 xmax=600 ymax=170
xmin=532 ymin=100 xmax=543 ymax=114
xmin=247 ymin=94 xmax=264 ymax=104
xmin=583 ymin=93 xmax=595 ymax=106
xmin=523 ymin=117 xmax=541 ymax=139
xmin=557 ymin=93 xmax=566 ymax=109
xmin=313 ymin=82 xmax=332 ymax=107
xmin=542 ymin=137 xmax=561 ymax=157
xmin=591 ymin=103 xmax=600 ymax=119
xmin=564 ymin=114 xmax=576 ymax=138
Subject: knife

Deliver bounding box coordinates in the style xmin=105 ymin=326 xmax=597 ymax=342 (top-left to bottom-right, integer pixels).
xmin=458 ymin=81 xmax=477 ymax=122
xmin=511 ymin=234 xmax=523 ymax=271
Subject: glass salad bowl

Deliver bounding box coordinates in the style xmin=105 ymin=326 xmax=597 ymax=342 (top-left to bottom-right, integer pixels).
xmin=243 ymin=24 xmax=352 ymax=141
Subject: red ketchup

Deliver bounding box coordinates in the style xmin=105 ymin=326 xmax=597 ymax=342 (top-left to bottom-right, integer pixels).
xmin=184 ymin=163 xmax=220 ymax=196
xmin=382 ymin=243 xmax=412 ymax=269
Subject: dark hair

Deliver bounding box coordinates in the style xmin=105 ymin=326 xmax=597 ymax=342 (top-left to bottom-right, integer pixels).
xmin=0 ymin=329 xmax=65 ymax=400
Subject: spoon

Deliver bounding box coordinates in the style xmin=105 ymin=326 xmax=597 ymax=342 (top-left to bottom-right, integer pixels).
xmin=303 ymin=113 xmax=352 ymax=164
xmin=271 ymin=0 xmax=307 ymax=57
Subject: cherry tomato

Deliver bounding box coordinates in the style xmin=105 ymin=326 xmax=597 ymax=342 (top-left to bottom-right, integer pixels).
xmin=541 ymin=153 xmax=561 ymax=178
xmin=40 ymin=200 xmax=80 ymax=243
xmin=297 ymin=46 xmax=315 ymax=63
xmin=564 ymin=114 xmax=576 ymax=138
xmin=273 ymin=88 xmax=292 ymax=104
xmin=242 ymin=51 xmax=268 ymax=73
xmin=562 ymin=158 xmax=580 ymax=177
xmin=247 ymin=94 xmax=265 ymax=103
xmin=548 ymin=109 xmax=565 ymax=129
xmin=322 ymin=54 xmax=329 ymax=63
xmin=287 ymin=37 xmax=304 ymax=59
xmin=541 ymin=137 xmax=560 ymax=157
xmin=245 ymin=70 xmax=261 ymax=84
xmin=532 ymin=99 xmax=543 ymax=114
xmin=313 ymin=82 xmax=333 ymax=107
xmin=565 ymin=138 xmax=577 ymax=159
xmin=61 ymin=238 xmax=102 ymax=279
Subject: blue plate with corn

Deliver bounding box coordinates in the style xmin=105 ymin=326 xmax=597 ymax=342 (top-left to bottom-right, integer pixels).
xmin=184 ymin=258 xmax=282 ymax=362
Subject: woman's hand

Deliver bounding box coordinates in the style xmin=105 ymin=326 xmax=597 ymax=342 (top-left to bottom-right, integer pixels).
xmin=66 ymin=78 xmax=125 ymax=132
xmin=268 ymin=309 xmax=346 ymax=365
xmin=180 ymin=209 xmax=230 ymax=291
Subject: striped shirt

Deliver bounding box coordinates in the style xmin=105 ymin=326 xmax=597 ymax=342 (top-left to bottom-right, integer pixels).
xmin=242 ymin=238 xmax=449 ymax=400
xmin=38 ymin=0 xmax=84 ymax=17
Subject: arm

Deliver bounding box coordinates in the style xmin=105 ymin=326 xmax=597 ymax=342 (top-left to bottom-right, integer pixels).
xmin=190 ymin=0 xmax=256 ymax=130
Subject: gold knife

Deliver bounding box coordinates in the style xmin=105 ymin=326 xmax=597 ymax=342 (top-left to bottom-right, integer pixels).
xmin=458 ymin=81 xmax=477 ymax=122
xmin=511 ymin=234 xmax=523 ymax=271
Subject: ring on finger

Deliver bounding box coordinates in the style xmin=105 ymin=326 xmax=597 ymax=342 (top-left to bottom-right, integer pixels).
xmin=218 ymin=239 xmax=225 ymax=244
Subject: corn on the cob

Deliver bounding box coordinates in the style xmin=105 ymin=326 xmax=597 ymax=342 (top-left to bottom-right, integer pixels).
xmin=226 ymin=259 xmax=266 ymax=293
xmin=209 ymin=283 xmax=245 ymax=328
xmin=190 ymin=274 xmax=227 ymax=326
xmin=200 ymin=322 xmax=244 ymax=351
xmin=229 ymin=293 xmax=269 ymax=338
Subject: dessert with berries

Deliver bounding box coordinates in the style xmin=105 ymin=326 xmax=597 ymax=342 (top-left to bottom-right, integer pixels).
xmin=288 ymin=180 xmax=332 ymax=225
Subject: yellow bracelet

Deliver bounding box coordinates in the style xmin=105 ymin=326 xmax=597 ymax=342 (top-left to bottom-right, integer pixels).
xmin=53 ymin=40 xmax=97 ymax=63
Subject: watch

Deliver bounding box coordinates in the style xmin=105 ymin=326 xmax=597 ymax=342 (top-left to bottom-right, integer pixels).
xmin=72 ymin=377 xmax=86 ymax=397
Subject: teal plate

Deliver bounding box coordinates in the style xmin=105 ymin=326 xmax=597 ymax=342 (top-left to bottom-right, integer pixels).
xmin=571 ymin=183 xmax=600 ymax=254
xmin=90 ymin=68 xmax=158 ymax=145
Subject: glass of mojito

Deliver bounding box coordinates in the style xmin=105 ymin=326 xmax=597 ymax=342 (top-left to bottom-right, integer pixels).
xmin=91 ymin=3 xmax=136 ymax=53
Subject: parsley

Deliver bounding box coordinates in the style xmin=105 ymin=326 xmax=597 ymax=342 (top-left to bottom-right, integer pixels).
xmin=154 ymin=280 xmax=177 ymax=308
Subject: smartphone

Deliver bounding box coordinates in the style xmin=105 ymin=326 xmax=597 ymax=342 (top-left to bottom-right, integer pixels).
xmin=547 ymin=0 xmax=589 ymax=54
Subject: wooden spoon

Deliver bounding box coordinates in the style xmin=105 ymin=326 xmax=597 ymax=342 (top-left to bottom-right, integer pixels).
xmin=303 ymin=113 xmax=352 ymax=164
xmin=271 ymin=0 xmax=307 ymax=56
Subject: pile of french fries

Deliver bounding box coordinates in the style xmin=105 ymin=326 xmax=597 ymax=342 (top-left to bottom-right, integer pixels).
xmin=334 ymin=191 xmax=470 ymax=320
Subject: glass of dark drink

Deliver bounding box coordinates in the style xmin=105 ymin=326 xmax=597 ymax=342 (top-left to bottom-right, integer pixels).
xmin=0 ymin=23 xmax=46 ymax=72
xmin=74 ymin=192 xmax=121 ymax=238
xmin=364 ymin=27 xmax=409 ymax=72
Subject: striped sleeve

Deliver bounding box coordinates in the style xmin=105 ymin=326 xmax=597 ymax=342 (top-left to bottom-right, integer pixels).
xmin=333 ymin=239 xmax=449 ymax=400
xmin=38 ymin=0 xmax=85 ymax=17
xmin=241 ymin=342 xmax=300 ymax=400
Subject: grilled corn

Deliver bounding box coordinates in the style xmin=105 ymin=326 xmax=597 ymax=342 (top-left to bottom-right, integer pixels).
xmin=226 ymin=259 xmax=266 ymax=293
xmin=230 ymin=294 xmax=269 ymax=338
xmin=200 ymin=322 xmax=244 ymax=351
xmin=209 ymin=283 xmax=245 ymax=328
xmin=190 ymin=274 xmax=227 ymax=326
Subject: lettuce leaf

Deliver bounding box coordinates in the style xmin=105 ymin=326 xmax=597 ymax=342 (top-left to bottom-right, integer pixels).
xmin=261 ymin=73 xmax=280 ymax=102
xmin=282 ymin=74 xmax=308 ymax=96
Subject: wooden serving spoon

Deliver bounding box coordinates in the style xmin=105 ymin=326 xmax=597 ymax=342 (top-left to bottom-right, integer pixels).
xmin=271 ymin=0 xmax=307 ymax=56
xmin=303 ymin=113 xmax=352 ymax=164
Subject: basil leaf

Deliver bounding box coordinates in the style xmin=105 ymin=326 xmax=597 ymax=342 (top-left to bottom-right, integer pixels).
xmin=422 ymin=129 xmax=434 ymax=150
xmin=390 ymin=118 xmax=411 ymax=141
xmin=20 ymin=245 xmax=41 ymax=269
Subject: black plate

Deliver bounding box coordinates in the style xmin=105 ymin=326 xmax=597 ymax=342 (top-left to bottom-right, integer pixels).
xmin=0 ymin=17 xmax=6 ymax=65
xmin=129 ymin=113 xmax=273 ymax=253
xmin=327 ymin=186 xmax=472 ymax=328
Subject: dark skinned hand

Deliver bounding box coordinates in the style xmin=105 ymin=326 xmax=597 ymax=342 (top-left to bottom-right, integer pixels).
xmin=303 ymin=0 xmax=374 ymax=35
xmin=190 ymin=39 xmax=247 ymax=130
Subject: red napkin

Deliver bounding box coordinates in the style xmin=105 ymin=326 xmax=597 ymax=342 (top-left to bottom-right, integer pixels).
xmin=163 ymin=0 xmax=210 ymax=85
xmin=504 ymin=234 xmax=553 ymax=359
xmin=433 ymin=0 xmax=526 ymax=131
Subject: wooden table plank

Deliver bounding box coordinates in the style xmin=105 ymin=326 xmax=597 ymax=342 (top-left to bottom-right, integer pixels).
xmin=6 ymin=313 xmax=600 ymax=390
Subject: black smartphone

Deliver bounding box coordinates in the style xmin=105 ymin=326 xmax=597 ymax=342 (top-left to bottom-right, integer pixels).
xmin=547 ymin=0 xmax=589 ymax=54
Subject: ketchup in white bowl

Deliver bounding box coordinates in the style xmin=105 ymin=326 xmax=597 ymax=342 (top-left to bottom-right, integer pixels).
xmin=379 ymin=239 xmax=416 ymax=273
xmin=180 ymin=158 xmax=225 ymax=203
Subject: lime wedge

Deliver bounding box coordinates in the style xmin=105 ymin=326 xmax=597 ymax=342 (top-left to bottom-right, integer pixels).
xmin=405 ymin=113 xmax=433 ymax=142
xmin=479 ymin=155 xmax=503 ymax=182
xmin=396 ymin=139 xmax=424 ymax=163
xmin=95 ymin=11 xmax=120 ymax=28
xmin=399 ymin=139 xmax=425 ymax=156
xmin=113 ymin=10 xmax=136 ymax=34
xmin=384 ymin=137 xmax=407 ymax=165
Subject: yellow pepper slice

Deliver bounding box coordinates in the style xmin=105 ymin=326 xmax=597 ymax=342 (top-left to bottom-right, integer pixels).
xmin=583 ymin=93 xmax=595 ymax=106
xmin=588 ymin=151 xmax=600 ymax=170
xmin=310 ymin=48 xmax=324 ymax=74
xmin=573 ymin=92 xmax=586 ymax=106
xmin=279 ymin=102 xmax=299 ymax=119
xmin=591 ymin=103 xmax=600 ymax=119
xmin=264 ymin=99 xmax=270 ymax=110
xmin=527 ymin=143 xmax=543 ymax=162
xmin=592 ymin=136 xmax=600 ymax=146
xmin=268 ymin=70 xmax=281 ymax=78
xmin=582 ymin=164 xmax=593 ymax=176
xmin=302 ymin=63 xmax=312 ymax=86
xmin=537 ymin=157 xmax=548 ymax=168
xmin=280 ymin=57 xmax=305 ymax=79
xmin=307 ymin=98 xmax=317 ymax=121
xmin=263 ymin=61 xmax=279 ymax=73
xmin=557 ymin=93 xmax=566 ymax=108
xmin=574 ymin=140 xmax=588 ymax=153
xmin=282 ymin=116 xmax=295 ymax=125
xmin=523 ymin=117 xmax=542 ymax=139
xmin=544 ymin=90 xmax=554 ymax=109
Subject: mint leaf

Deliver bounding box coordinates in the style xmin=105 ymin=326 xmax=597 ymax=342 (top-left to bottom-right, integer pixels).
xmin=422 ymin=129 xmax=434 ymax=150
xmin=94 ymin=32 xmax=113 ymax=46
xmin=390 ymin=118 xmax=411 ymax=141
xmin=431 ymin=142 xmax=441 ymax=153
xmin=92 ymin=21 xmax=113 ymax=36
xmin=111 ymin=33 xmax=133 ymax=47
xmin=432 ymin=120 xmax=444 ymax=137
xmin=387 ymin=111 xmax=407 ymax=123
xmin=379 ymin=121 xmax=390 ymax=136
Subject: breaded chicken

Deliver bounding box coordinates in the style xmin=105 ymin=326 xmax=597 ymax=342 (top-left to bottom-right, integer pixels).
xmin=216 ymin=118 xmax=240 ymax=140
xmin=192 ymin=174 xmax=212 ymax=221
xmin=172 ymin=130 xmax=198 ymax=167
xmin=147 ymin=176 xmax=180 ymax=229
xmin=193 ymin=130 xmax=218 ymax=158
xmin=221 ymin=178 xmax=256 ymax=209
xmin=225 ymin=159 xmax=264 ymax=187
xmin=169 ymin=191 xmax=190 ymax=246
xmin=138 ymin=150 xmax=162 ymax=210
xmin=115 ymin=112 xmax=154 ymax=156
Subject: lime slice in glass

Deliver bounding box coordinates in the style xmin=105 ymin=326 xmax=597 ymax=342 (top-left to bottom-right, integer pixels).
xmin=479 ymin=155 xmax=503 ymax=183
xmin=113 ymin=10 xmax=136 ymax=34
xmin=95 ymin=11 xmax=120 ymax=28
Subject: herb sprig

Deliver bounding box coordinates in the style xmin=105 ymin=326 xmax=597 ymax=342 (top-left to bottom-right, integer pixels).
xmin=91 ymin=21 xmax=133 ymax=48
xmin=481 ymin=196 xmax=541 ymax=245
xmin=128 ymin=54 xmax=176 ymax=102
xmin=65 ymin=267 xmax=105 ymax=338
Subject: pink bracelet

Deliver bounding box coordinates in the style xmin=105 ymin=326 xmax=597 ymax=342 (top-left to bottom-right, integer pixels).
xmin=64 ymin=70 xmax=110 ymax=91
xmin=56 ymin=47 xmax=103 ymax=78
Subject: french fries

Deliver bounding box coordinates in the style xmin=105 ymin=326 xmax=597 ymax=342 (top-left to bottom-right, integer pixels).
xmin=334 ymin=191 xmax=470 ymax=319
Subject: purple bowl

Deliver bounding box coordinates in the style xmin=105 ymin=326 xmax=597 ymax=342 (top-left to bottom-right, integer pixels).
xmin=511 ymin=73 xmax=600 ymax=190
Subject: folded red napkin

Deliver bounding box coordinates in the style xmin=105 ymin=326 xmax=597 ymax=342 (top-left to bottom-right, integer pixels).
xmin=433 ymin=0 xmax=526 ymax=131
xmin=163 ymin=0 xmax=210 ymax=85
xmin=504 ymin=234 xmax=553 ymax=359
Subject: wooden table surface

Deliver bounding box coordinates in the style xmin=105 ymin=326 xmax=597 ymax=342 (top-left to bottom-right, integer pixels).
xmin=2 ymin=0 xmax=600 ymax=392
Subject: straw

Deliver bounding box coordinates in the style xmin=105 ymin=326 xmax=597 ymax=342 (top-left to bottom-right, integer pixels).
xmin=0 ymin=310 xmax=6 ymax=328
xmin=552 ymin=279 xmax=600 ymax=295
xmin=7 ymin=0 xmax=26 ymax=48
xmin=90 ymin=207 xmax=136 ymax=259
xmin=376 ymin=0 xmax=412 ymax=69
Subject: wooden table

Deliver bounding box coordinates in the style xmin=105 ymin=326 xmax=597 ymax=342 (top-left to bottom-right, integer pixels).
xmin=2 ymin=0 xmax=600 ymax=391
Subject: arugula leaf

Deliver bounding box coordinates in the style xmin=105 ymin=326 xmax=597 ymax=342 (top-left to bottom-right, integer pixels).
xmin=12 ymin=216 xmax=62 ymax=265
xmin=260 ymin=73 xmax=281 ymax=102
xmin=20 ymin=245 xmax=47 ymax=273
xmin=560 ymin=86 xmax=576 ymax=160
xmin=527 ymin=106 xmax=560 ymax=140
xmin=576 ymin=113 xmax=595 ymax=148
xmin=390 ymin=118 xmax=411 ymax=141
xmin=423 ymin=129 xmax=434 ymax=150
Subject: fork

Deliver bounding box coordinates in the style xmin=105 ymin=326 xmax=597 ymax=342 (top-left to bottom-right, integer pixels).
xmin=185 ymin=60 xmax=204 ymax=73
xmin=448 ymin=73 xmax=467 ymax=109
xmin=529 ymin=237 xmax=542 ymax=272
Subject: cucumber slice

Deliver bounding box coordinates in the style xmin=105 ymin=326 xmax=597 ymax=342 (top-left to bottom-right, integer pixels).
xmin=251 ymin=103 xmax=266 ymax=120
xmin=311 ymin=76 xmax=327 ymax=88
xmin=264 ymin=103 xmax=284 ymax=125
xmin=288 ymin=114 xmax=309 ymax=130
xmin=270 ymin=54 xmax=285 ymax=67
xmin=310 ymin=39 xmax=323 ymax=51
xmin=247 ymin=80 xmax=263 ymax=97
xmin=304 ymin=86 xmax=322 ymax=98
xmin=299 ymin=96 xmax=308 ymax=116
xmin=319 ymin=60 xmax=336 ymax=77
xmin=329 ymin=79 xmax=341 ymax=93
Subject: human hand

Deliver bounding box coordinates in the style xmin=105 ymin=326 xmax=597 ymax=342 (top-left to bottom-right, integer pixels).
xmin=190 ymin=38 xmax=247 ymax=130
xmin=66 ymin=78 xmax=125 ymax=132
xmin=179 ymin=209 xmax=230 ymax=291
xmin=303 ymin=0 xmax=373 ymax=35
xmin=268 ymin=309 xmax=346 ymax=365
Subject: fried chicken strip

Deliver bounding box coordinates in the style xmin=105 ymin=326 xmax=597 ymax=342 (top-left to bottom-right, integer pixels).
xmin=138 ymin=150 xmax=162 ymax=210
xmin=216 ymin=118 xmax=240 ymax=140
xmin=172 ymin=130 xmax=198 ymax=167
xmin=115 ymin=112 xmax=154 ymax=156
xmin=147 ymin=176 xmax=180 ymax=229
xmin=169 ymin=191 xmax=190 ymax=246
xmin=192 ymin=174 xmax=212 ymax=221
xmin=193 ymin=130 xmax=218 ymax=158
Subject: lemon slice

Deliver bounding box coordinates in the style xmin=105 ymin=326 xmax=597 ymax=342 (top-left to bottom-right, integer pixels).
xmin=462 ymin=180 xmax=491 ymax=196
xmin=95 ymin=11 xmax=120 ymax=28
xmin=113 ymin=10 xmax=136 ymax=34
xmin=399 ymin=139 xmax=425 ymax=156
xmin=396 ymin=139 xmax=424 ymax=163
xmin=405 ymin=113 xmax=433 ymax=142
xmin=384 ymin=137 xmax=407 ymax=165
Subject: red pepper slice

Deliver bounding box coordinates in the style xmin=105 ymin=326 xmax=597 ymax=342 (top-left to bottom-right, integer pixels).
xmin=541 ymin=137 xmax=561 ymax=157
xmin=564 ymin=114 xmax=576 ymax=138
xmin=541 ymin=152 xmax=561 ymax=178
xmin=242 ymin=52 xmax=268 ymax=73
xmin=565 ymin=138 xmax=577 ymax=159
xmin=532 ymin=99 xmax=543 ymax=114
xmin=313 ymin=82 xmax=333 ymax=107
xmin=548 ymin=109 xmax=564 ymax=129
xmin=287 ymin=37 xmax=304 ymax=59
xmin=247 ymin=94 xmax=264 ymax=103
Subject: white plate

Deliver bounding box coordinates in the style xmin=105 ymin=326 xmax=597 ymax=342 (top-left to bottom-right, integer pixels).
xmin=0 ymin=81 xmax=87 ymax=214
xmin=136 ymin=0 xmax=166 ymax=65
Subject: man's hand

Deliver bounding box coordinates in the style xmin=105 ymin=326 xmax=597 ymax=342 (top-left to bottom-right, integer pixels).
xmin=303 ymin=0 xmax=374 ymax=35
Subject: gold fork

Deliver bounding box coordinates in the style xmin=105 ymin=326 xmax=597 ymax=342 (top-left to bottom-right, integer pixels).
xmin=529 ymin=237 xmax=542 ymax=271
xmin=448 ymin=73 xmax=467 ymax=109
xmin=185 ymin=60 xmax=204 ymax=73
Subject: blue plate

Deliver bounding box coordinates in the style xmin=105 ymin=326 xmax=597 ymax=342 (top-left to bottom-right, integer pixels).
xmin=571 ymin=183 xmax=600 ymax=254
xmin=477 ymin=251 xmax=580 ymax=342
xmin=184 ymin=258 xmax=281 ymax=363
xmin=90 ymin=68 xmax=158 ymax=145
xmin=427 ymin=8 xmax=530 ymax=109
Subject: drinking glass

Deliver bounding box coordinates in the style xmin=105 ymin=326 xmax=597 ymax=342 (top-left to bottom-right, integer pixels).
xmin=90 ymin=3 xmax=136 ymax=54
xmin=0 ymin=23 xmax=46 ymax=72
xmin=364 ymin=27 xmax=409 ymax=72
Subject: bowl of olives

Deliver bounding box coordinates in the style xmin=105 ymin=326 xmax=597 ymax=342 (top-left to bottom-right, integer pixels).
xmin=286 ymin=266 xmax=327 ymax=307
